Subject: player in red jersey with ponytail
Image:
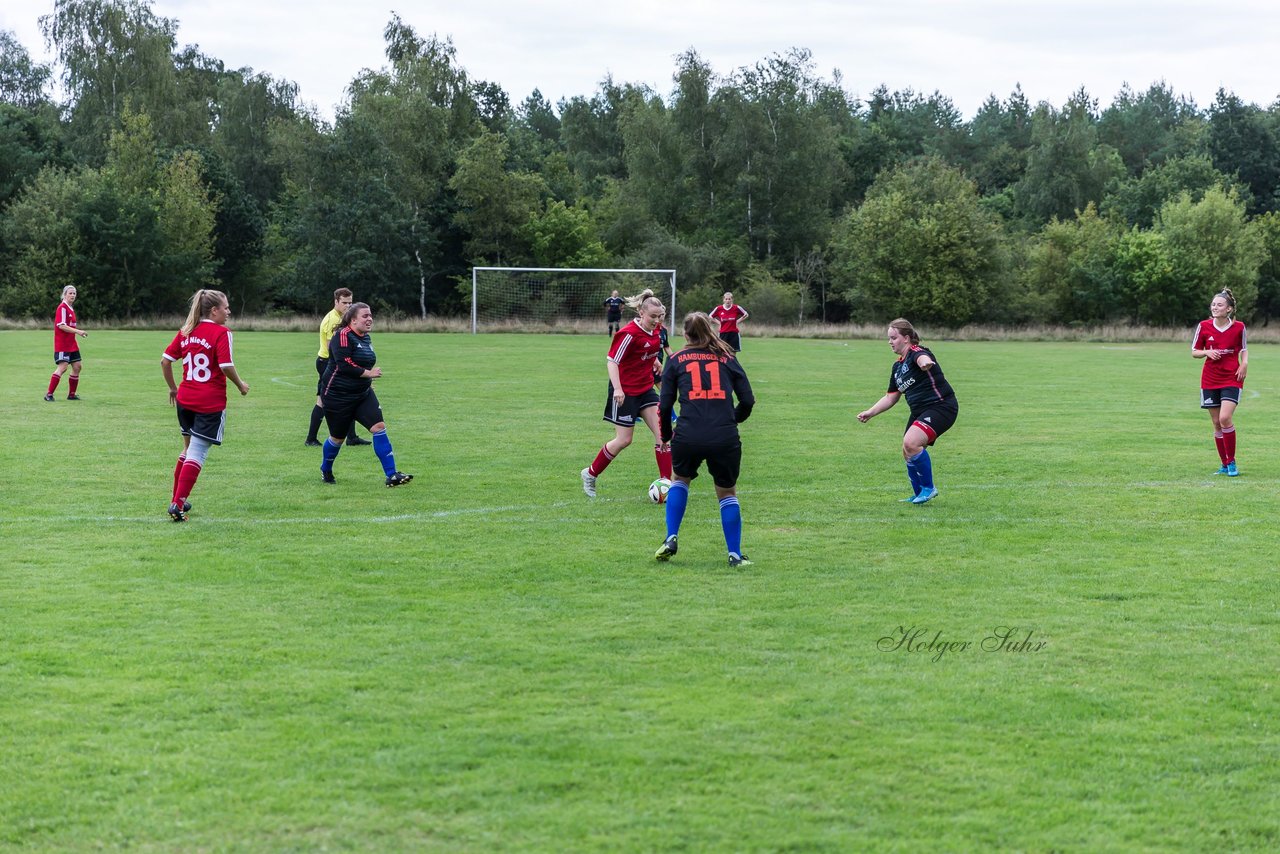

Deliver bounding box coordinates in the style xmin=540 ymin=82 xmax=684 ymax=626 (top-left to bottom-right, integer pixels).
xmin=160 ymin=289 xmax=250 ymax=521
xmin=1192 ymin=288 xmax=1248 ymax=476
xmin=580 ymin=288 xmax=672 ymax=497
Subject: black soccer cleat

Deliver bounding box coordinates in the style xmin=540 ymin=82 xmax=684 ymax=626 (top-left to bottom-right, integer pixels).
xmin=728 ymin=553 xmax=753 ymax=568
xmin=67 ymin=394 xmax=82 ymax=401
xmin=386 ymin=471 xmax=413 ymax=487
xmin=348 ymin=436 xmax=372 ymax=446
xmin=44 ymin=394 xmax=54 ymax=402
xmin=168 ymin=502 xmax=187 ymax=522
xmin=305 ymin=438 xmax=322 ymax=447
xmin=321 ymin=470 xmax=336 ymax=485
xmin=655 ymin=535 xmax=678 ymax=561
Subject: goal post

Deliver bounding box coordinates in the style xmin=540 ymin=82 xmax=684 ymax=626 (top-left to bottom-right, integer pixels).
xmin=470 ymin=267 xmax=677 ymax=333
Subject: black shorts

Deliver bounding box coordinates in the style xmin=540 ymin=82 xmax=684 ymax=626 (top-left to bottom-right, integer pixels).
xmin=671 ymin=438 xmax=742 ymax=489
xmin=55 ymin=350 xmax=82 ymax=365
xmin=324 ymin=390 xmax=383 ymax=439
xmin=177 ymin=405 xmax=226 ymax=445
xmin=602 ymin=385 xmax=659 ymax=427
xmin=1201 ymin=387 xmax=1242 ymax=408
xmin=315 ymin=356 xmax=329 ymax=395
xmin=908 ymin=401 xmax=958 ymax=445
xmin=719 ymin=331 xmax=742 ymax=352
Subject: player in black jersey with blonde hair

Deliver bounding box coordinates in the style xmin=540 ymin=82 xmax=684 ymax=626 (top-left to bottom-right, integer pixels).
xmin=857 ymin=317 xmax=958 ymax=504
xmin=654 ymin=312 xmax=755 ymax=567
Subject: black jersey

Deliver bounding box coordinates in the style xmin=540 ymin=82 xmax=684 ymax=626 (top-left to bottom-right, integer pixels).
xmin=659 ymin=347 xmax=754 ymax=444
xmin=603 ymin=296 xmax=624 ymax=320
xmin=321 ymin=326 xmax=376 ymax=404
xmin=889 ymin=345 xmax=956 ymax=414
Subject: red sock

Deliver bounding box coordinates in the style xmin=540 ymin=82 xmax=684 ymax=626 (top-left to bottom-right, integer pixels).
xmin=174 ymin=460 xmax=203 ymax=504
xmin=172 ymin=455 xmax=186 ymax=502
xmin=588 ymin=444 xmax=615 ymax=477
xmin=1214 ymin=431 xmax=1227 ymax=464
xmin=68 ymin=375 xmax=79 ymax=396
xmin=47 ymin=373 xmax=61 ymax=395
xmin=655 ymin=444 xmax=673 ymax=479
xmin=1222 ymin=427 xmax=1236 ymax=463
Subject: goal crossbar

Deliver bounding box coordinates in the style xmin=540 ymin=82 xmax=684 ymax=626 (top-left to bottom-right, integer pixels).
xmin=471 ymin=267 xmax=677 ymax=333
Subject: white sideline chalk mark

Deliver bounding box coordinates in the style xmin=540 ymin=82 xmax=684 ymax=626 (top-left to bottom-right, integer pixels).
xmin=9 ymin=499 xmax=617 ymax=526
xmin=271 ymin=376 xmax=306 ymax=387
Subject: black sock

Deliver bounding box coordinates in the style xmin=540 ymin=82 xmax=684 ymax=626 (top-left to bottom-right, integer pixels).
xmin=307 ymin=405 xmax=324 ymax=441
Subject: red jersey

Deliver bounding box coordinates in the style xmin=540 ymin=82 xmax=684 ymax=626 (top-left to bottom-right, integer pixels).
xmin=163 ymin=319 xmax=236 ymax=412
xmin=608 ymin=319 xmax=663 ymax=395
xmin=710 ymin=303 xmax=747 ymax=333
xmin=54 ymin=301 xmax=78 ymax=352
xmin=1193 ymin=318 xmax=1246 ymax=389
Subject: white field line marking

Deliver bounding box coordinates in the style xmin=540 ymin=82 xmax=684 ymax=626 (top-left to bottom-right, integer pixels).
xmin=7 ymin=498 xmax=628 ymax=525
xmin=8 ymin=477 xmax=1273 ymax=527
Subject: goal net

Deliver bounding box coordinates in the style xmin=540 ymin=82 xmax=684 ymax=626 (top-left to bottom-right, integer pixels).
xmin=470 ymin=267 xmax=677 ymax=333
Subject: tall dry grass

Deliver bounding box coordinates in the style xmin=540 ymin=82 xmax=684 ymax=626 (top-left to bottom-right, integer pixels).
xmin=3 ymin=314 xmax=1276 ymax=343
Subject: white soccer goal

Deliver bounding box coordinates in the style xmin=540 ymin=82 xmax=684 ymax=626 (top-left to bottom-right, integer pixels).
xmin=470 ymin=267 xmax=677 ymax=333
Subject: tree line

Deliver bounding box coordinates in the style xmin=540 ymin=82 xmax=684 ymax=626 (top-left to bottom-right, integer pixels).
xmin=3 ymin=0 xmax=1279 ymax=327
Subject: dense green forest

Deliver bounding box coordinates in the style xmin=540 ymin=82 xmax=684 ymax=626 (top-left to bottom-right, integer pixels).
xmin=3 ymin=0 xmax=1279 ymax=326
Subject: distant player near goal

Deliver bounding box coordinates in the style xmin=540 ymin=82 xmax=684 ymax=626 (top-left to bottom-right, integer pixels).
xmin=1192 ymin=288 xmax=1248 ymax=477
xmin=160 ymin=289 xmax=250 ymax=522
xmin=710 ymin=291 xmax=748 ymax=352
xmin=581 ymin=289 xmax=674 ymax=497
xmin=603 ymin=290 xmax=624 ymax=335
xmin=46 ymin=285 xmax=89 ymax=401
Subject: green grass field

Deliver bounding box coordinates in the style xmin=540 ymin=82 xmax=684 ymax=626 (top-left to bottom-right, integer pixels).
xmin=3 ymin=329 xmax=1278 ymax=850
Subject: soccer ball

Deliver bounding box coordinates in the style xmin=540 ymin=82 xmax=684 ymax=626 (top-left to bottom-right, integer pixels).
xmin=649 ymin=478 xmax=672 ymax=504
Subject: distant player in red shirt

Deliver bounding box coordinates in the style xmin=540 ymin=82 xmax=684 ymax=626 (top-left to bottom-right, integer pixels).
xmin=46 ymin=285 xmax=89 ymax=401
xmin=709 ymin=291 xmax=749 ymax=352
xmin=581 ymin=288 xmax=673 ymax=497
xmin=160 ymin=289 xmax=250 ymax=521
xmin=1192 ymin=288 xmax=1248 ymax=476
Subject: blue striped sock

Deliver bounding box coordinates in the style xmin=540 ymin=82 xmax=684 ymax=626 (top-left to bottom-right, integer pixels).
xmin=665 ymin=480 xmax=689 ymax=538
xmin=372 ymin=429 xmax=396 ymax=476
xmin=905 ymin=457 xmax=922 ymax=495
xmin=719 ymin=496 xmax=742 ymax=556
xmin=909 ymin=449 xmax=933 ymax=490
xmin=321 ymin=438 xmax=341 ymax=473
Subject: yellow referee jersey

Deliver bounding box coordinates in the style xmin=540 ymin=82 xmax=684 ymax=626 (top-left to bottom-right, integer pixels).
xmin=318 ymin=309 xmax=343 ymax=358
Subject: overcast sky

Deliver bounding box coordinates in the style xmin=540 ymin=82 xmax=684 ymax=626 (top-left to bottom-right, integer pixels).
xmin=4 ymin=0 xmax=1279 ymax=122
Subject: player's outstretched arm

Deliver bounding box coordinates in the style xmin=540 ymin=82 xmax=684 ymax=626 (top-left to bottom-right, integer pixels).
xmin=857 ymin=392 xmax=900 ymax=422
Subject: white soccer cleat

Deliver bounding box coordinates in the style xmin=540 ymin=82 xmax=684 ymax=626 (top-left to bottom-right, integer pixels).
xmin=580 ymin=467 xmax=597 ymax=497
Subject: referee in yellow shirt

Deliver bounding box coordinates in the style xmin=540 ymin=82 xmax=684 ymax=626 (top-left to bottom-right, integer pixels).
xmin=306 ymin=288 xmax=371 ymax=446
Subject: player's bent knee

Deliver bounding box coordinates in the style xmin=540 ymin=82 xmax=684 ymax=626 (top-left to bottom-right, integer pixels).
xmin=371 ymin=422 xmax=386 ymax=433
